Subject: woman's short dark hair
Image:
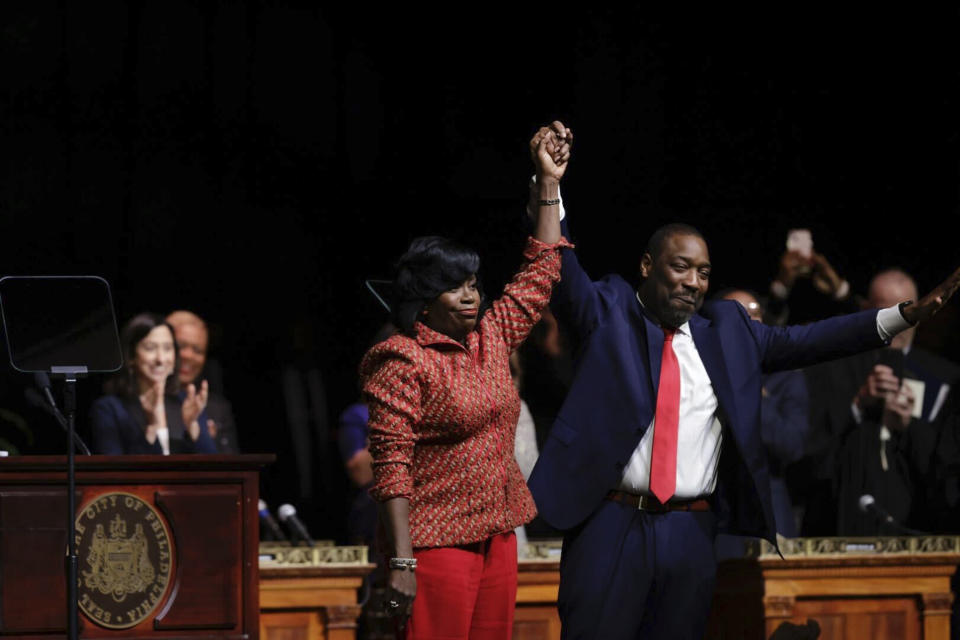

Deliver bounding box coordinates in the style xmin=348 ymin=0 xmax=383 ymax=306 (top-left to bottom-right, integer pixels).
xmin=109 ymin=312 xmax=181 ymax=397
xmin=391 ymin=236 xmax=484 ymax=334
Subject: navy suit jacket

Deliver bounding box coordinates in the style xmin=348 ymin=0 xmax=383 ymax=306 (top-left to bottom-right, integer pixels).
xmin=91 ymin=394 xmax=217 ymax=455
xmin=528 ymin=225 xmax=887 ymax=544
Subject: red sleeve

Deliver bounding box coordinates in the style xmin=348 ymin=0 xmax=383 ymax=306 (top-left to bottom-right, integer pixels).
xmin=481 ymin=236 xmax=574 ymax=353
xmin=360 ymin=339 xmax=421 ymax=501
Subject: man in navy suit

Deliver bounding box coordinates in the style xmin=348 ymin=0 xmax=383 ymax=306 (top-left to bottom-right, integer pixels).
xmin=525 ymin=122 xmax=960 ymax=639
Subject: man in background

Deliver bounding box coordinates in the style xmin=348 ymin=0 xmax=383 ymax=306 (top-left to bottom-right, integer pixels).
xmin=167 ymin=310 xmax=240 ymax=454
xmin=802 ymin=269 xmax=960 ymax=535
xmin=718 ymin=289 xmax=809 ymax=543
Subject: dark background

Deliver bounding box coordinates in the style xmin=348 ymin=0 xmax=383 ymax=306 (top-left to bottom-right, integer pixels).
xmin=2 ymin=3 xmax=958 ymax=540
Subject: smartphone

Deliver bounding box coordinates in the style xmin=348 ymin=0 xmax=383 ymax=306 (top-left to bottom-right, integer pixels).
xmin=786 ymin=229 xmax=813 ymax=259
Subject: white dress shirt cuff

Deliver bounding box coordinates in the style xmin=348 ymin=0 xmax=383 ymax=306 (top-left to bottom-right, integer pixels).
xmin=876 ymin=305 xmax=912 ymax=343
xmin=527 ymin=175 xmax=566 ymax=221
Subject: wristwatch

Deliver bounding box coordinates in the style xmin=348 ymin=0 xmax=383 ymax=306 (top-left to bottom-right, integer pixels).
xmin=898 ymin=300 xmax=917 ymax=325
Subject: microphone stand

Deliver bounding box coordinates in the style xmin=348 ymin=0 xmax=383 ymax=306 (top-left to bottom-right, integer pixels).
xmin=53 ymin=365 xmax=87 ymax=640
xmin=0 ymin=275 xmax=122 ymax=640
xmin=31 ymin=375 xmax=91 ymax=456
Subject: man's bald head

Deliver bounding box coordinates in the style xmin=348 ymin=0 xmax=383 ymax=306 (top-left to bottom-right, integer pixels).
xmin=868 ymin=269 xmax=917 ymax=350
xmin=868 ymin=269 xmax=918 ymax=309
xmin=166 ymin=310 xmax=209 ymax=385
xmin=167 ymin=310 xmax=207 ymax=332
xmin=719 ymin=289 xmax=763 ymax=321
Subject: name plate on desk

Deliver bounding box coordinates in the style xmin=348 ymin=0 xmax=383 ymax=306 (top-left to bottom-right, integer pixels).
xmin=746 ymin=535 xmax=960 ymax=558
xmin=519 ymin=539 xmax=563 ymax=562
xmin=259 ymin=542 xmax=369 ymax=567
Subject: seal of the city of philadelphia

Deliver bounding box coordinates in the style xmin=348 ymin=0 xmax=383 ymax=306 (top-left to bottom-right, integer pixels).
xmin=74 ymin=492 xmax=173 ymax=628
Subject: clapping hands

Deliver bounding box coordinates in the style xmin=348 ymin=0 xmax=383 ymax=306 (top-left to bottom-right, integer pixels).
xmin=182 ymin=380 xmax=209 ymax=442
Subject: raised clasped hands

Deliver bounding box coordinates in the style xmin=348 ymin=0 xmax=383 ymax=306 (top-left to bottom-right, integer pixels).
xmin=530 ymin=120 xmax=572 ymax=184
xmin=181 ymin=380 xmax=209 ymax=442
xmin=900 ymin=265 xmax=960 ymax=326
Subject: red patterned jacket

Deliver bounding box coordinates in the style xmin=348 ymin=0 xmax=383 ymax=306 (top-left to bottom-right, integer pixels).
xmin=360 ymin=236 xmax=571 ymax=548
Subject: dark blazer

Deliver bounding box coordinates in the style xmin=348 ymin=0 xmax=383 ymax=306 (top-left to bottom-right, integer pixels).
xmin=528 ymin=224 xmax=887 ymax=544
xmin=90 ymin=394 xmax=217 ymax=455
xmin=197 ymin=392 xmax=240 ymax=454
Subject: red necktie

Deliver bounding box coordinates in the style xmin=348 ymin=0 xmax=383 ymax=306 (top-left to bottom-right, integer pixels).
xmin=650 ymin=329 xmax=680 ymax=504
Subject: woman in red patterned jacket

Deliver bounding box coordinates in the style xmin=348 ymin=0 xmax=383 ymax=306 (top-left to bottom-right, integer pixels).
xmin=360 ymin=122 xmax=572 ymax=640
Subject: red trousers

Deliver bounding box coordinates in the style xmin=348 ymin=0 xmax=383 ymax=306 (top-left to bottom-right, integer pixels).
xmin=405 ymin=531 xmax=517 ymax=640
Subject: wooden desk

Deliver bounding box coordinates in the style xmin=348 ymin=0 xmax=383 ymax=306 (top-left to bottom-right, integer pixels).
xmin=258 ymin=537 xmax=959 ymax=639
xmin=515 ymin=559 xmax=562 ymax=640
xmin=511 ymin=537 xmax=960 ymax=640
xmin=710 ymin=536 xmax=960 ymax=640
xmin=513 ymin=541 xmax=562 ymax=640
xmin=259 ymin=544 xmax=375 ymax=640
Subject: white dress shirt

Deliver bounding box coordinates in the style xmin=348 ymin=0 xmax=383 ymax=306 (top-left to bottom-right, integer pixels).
xmin=617 ymin=303 xmax=913 ymax=498
xmin=618 ymin=316 xmax=722 ymax=498
xmin=157 ymin=425 xmax=171 ymax=455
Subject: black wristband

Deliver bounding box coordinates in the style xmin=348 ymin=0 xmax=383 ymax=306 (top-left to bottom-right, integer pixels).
xmin=537 ymin=198 xmax=560 ymax=207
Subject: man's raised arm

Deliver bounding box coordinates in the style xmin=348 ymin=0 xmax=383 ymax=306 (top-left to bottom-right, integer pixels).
xmin=526 ymin=121 xmax=608 ymax=338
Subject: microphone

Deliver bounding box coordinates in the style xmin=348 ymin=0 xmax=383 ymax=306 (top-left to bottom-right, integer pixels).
xmin=858 ymin=494 xmax=925 ymax=535
xmin=34 ymin=372 xmax=58 ymax=410
xmin=258 ymin=500 xmax=287 ymax=542
xmin=277 ymin=503 xmax=315 ymax=546
xmin=28 ymin=374 xmax=91 ymax=456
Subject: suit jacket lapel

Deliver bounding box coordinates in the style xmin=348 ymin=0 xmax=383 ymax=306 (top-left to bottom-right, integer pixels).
xmin=689 ymin=314 xmax=741 ymax=433
xmin=628 ymin=293 xmax=660 ymax=400
xmin=646 ymin=316 xmax=664 ymax=395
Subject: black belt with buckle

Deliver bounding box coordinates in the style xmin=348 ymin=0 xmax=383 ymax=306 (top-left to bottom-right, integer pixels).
xmin=606 ymin=490 xmax=710 ymax=512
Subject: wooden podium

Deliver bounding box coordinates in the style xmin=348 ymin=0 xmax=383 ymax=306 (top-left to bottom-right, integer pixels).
xmin=0 ymin=454 xmax=272 ymax=639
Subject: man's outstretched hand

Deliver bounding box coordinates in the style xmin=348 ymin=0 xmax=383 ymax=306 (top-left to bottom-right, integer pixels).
xmin=901 ymin=265 xmax=960 ymax=325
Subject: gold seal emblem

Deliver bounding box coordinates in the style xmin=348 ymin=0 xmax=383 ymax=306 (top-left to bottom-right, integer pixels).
xmin=74 ymin=492 xmax=173 ymax=629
